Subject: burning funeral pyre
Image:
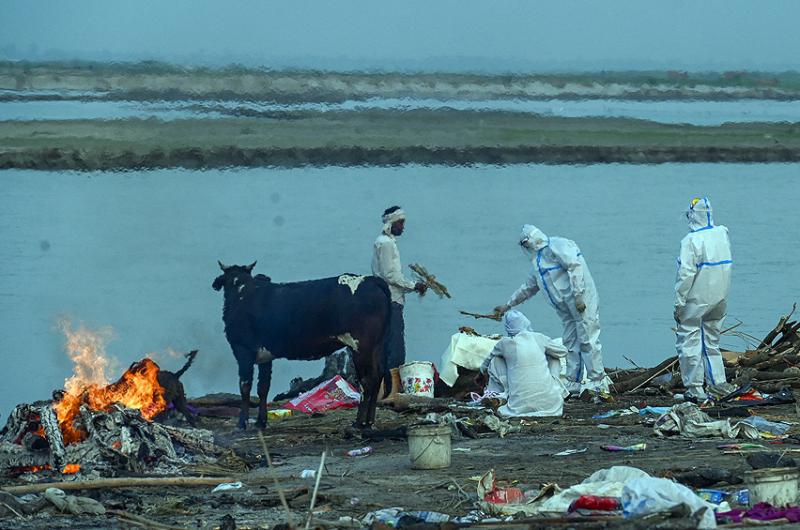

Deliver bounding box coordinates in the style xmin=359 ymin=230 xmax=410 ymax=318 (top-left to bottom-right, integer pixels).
xmin=0 ymin=323 xmax=219 ymax=479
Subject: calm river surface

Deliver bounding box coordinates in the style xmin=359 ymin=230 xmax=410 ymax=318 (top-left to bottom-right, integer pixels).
xmin=1 ymin=164 xmax=798 ymax=414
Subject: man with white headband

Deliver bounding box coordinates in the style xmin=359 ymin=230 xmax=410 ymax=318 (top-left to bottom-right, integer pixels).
xmin=493 ymin=224 xmax=607 ymax=396
xmin=372 ymin=206 xmax=427 ymax=391
xmin=477 ymin=310 xmax=564 ymax=417
xmin=675 ymin=197 xmax=732 ymax=402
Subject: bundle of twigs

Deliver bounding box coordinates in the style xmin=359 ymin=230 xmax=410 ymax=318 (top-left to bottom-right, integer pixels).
xmin=409 ymin=263 xmax=451 ymax=298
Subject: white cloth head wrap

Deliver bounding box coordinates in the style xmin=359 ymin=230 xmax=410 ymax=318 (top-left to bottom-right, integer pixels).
xmin=382 ymin=208 xmax=406 ymax=235
xmin=504 ymin=310 xmax=532 ymax=337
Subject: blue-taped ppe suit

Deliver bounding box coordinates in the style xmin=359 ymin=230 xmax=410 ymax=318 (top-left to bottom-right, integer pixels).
xmin=503 ymin=225 xmax=606 ymax=393
xmin=675 ymin=197 xmax=732 ymax=399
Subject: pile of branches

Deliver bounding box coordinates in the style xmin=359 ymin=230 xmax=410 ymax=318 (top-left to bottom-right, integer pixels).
xmin=0 ymin=401 xmax=224 ymax=480
xmin=735 ymin=304 xmax=800 ymax=391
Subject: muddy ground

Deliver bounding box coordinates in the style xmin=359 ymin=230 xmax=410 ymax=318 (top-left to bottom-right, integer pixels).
xmin=2 ymin=392 xmax=798 ymax=529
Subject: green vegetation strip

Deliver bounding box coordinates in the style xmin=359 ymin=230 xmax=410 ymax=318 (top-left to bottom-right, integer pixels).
xmin=1 ymin=111 xmax=799 ymax=169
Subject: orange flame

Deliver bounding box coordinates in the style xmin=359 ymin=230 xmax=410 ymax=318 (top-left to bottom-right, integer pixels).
xmin=53 ymin=321 xmax=167 ymax=444
xmin=62 ymin=463 xmax=81 ymax=474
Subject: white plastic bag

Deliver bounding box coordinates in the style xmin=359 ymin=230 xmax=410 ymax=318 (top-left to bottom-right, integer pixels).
xmin=622 ymin=476 xmax=716 ymax=528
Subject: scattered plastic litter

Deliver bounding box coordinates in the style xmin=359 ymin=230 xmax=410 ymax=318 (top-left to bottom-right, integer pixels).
xmin=697 ymin=489 xmax=727 ymax=504
xmin=211 ymin=481 xmax=243 ymax=493
xmin=568 ymin=495 xmax=622 ymax=512
xmin=452 ymin=447 xmax=472 ymax=452
xmin=622 ymin=476 xmax=717 ymax=528
xmin=300 ymin=469 xmax=316 ymax=479
xmin=740 ymin=416 xmax=792 ymax=436
xmin=717 ymin=502 xmax=800 ymax=524
xmin=638 ymin=406 xmax=670 ymax=415
xmin=285 ymin=375 xmax=361 ymax=414
xmin=346 ymin=446 xmax=373 ymax=457
xmin=591 ymin=407 xmax=636 ymax=420
xmin=717 ymin=443 xmax=765 ymax=450
xmin=601 ymin=443 xmax=646 ymax=452
xmin=266 ymin=408 xmax=292 ymax=420
xmin=553 ymin=447 xmax=588 ymax=456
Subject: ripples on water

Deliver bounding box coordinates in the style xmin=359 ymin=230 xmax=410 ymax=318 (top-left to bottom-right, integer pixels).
xmin=1 ymin=164 xmax=798 ymax=413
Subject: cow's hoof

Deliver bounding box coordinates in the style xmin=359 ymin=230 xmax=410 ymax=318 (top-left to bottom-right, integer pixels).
xmin=238 ymin=412 xmax=249 ymax=430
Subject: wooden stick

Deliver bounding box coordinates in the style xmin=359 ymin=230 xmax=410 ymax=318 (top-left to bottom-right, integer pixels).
xmin=305 ymin=450 xmax=327 ymax=529
xmin=612 ymin=356 xmax=678 ymax=394
xmin=259 ymin=431 xmax=294 ymax=526
xmin=1 ymin=475 xmax=235 ymax=495
xmin=107 ymin=510 xmax=187 ymax=530
xmin=459 ymin=310 xmax=501 ymax=321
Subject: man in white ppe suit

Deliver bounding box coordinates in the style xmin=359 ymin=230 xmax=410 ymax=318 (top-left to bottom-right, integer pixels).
xmin=478 ymin=310 xmax=564 ymax=417
xmin=494 ymin=224 xmax=606 ymax=394
xmin=675 ymin=197 xmax=732 ymax=401
xmin=372 ymin=206 xmax=427 ymax=392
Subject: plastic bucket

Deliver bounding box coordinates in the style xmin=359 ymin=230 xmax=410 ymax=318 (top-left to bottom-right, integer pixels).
xmin=408 ymin=424 xmax=451 ymax=469
xmin=399 ymin=361 xmax=435 ymax=397
xmin=744 ymin=467 xmax=800 ymax=506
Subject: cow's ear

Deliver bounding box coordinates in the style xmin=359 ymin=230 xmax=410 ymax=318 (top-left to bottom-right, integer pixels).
xmin=218 ymin=260 xmax=228 ymax=271
xmin=246 ymin=261 xmax=257 ymax=272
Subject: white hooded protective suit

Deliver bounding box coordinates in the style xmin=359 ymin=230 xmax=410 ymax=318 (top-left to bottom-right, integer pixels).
xmin=480 ymin=311 xmax=564 ymax=417
xmin=675 ymin=197 xmax=732 ymax=398
xmin=505 ymin=225 xmax=605 ymax=389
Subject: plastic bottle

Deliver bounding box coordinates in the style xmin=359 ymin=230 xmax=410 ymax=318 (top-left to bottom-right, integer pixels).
xmin=346 ymin=446 xmax=373 ymax=457
xmin=568 ymin=495 xmax=622 ymax=512
xmin=402 ymin=511 xmax=450 ymax=522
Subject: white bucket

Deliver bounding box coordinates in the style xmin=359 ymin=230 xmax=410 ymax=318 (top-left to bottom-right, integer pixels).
xmin=745 ymin=467 xmax=800 ymax=506
xmin=399 ymin=361 xmax=435 ymax=397
xmin=408 ymin=424 xmax=451 ymax=469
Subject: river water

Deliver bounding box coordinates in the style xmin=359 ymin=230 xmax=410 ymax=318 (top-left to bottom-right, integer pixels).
xmin=1 ymin=163 xmax=798 ymax=414
xmin=4 ymin=94 xmax=800 ymax=125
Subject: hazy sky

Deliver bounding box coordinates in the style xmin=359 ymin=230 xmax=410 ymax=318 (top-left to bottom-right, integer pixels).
xmin=2 ymin=1 xmax=799 ymax=72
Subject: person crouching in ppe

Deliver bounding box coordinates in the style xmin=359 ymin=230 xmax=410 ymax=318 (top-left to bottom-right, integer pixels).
xmin=372 ymin=206 xmax=427 ymax=393
xmin=493 ymin=224 xmax=607 ymax=395
xmin=675 ymin=197 xmax=732 ymax=402
xmin=477 ymin=310 xmax=564 ymax=417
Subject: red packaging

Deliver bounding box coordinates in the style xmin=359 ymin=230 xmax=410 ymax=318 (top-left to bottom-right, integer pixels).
xmin=484 ymin=487 xmax=525 ymax=504
xmin=568 ymin=495 xmax=621 ymax=512
xmin=285 ymin=375 xmax=361 ymax=414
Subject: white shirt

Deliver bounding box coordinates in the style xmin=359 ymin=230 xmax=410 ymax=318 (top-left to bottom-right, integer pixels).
xmin=372 ymin=233 xmax=416 ymax=305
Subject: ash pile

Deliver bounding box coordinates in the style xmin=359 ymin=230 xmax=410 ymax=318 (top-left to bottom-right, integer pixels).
xmin=0 ymin=357 xmax=224 ymax=481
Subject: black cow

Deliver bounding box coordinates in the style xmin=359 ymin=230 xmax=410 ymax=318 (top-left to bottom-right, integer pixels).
xmin=212 ymin=261 xmax=391 ymax=430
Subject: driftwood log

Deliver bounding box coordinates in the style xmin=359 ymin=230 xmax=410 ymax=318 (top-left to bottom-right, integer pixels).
xmin=0 ymin=475 xmax=237 ymax=495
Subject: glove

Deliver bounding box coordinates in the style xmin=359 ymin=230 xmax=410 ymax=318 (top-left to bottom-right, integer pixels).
xmin=575 ymin=297 xmax=586 ymax=313
xmin=493 ymin=304 xmax=510 ymax=316
xmin=414 ymin=282 xmax=428 ymax=295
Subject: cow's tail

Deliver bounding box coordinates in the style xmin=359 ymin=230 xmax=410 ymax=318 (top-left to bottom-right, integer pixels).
xmin=374 ymin=277 xmax=394 ymax=399
xmin=174 ymin=350 xmax=199 ymax=379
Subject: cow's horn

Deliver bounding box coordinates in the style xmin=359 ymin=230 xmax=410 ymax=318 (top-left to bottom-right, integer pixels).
xmin=218 ymin=260 xmax=228 ymax=271
xmin=246 ymin=261 xmax=257 ymax=271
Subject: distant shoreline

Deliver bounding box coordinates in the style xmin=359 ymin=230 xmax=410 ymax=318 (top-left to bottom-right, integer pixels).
xmin=2 ymin=61 xmax=800 ymax=103
xmin=2 ymin=113 xmax=798 ymax=170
